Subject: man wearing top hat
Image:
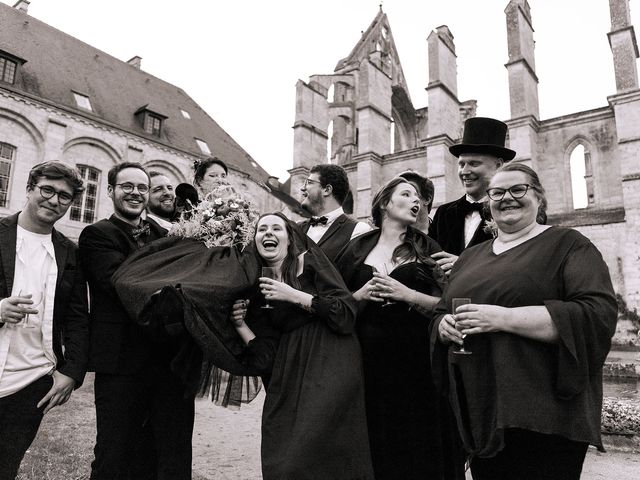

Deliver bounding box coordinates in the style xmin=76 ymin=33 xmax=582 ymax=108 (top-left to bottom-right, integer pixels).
xmin=429 ymin=117 xmax=516 ymax=273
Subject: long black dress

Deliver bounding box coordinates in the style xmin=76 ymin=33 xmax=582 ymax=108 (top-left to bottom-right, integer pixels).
xmin=337 ymin=228 xmax=465 ymax=480
xmin=242 ymin=247 xmax=374 ymax=480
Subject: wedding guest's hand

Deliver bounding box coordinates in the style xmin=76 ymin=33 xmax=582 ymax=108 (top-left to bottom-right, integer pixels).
xmin=352 ymin=278 xmax=384 ymax=303
xmin=371 ymin=272 xmax=415 ymax=303
xmin=454 ymin=304 xmax=511 ymax=335
xmin=259 ymin=277 xmax=298 ymax=303
xmin=0 ymin=295 xmax=38 ymax=324
xmin=431 ymin=251 xmax=458 ymax=275
xmin=438 ymin=314 xmax=464 ymax=345
xmin=231 ymin=299 xmax=249 ymax=327
xmin=38 ymin=371 xmax=76 ymax=415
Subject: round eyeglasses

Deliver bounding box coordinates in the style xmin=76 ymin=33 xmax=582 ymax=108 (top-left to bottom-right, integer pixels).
xmin=115 ymin=183 xmax=150 ymax=194
xmin=34 ymin=185 xmax=74 ymax=205
xmin=486 ymin=184 xmax=532 ymax=201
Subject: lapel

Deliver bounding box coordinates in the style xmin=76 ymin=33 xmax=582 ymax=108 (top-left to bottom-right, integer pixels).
xmin=0 ymin=213 xmax=19 ymax=297
xmin=52 ymin=229 xmax=69 ymax=285
xmin=450 ymin=197 xmax=469 ymax=253
xmin=298 ymin=220 xmax=311 ymax=234
xmin=317 ymin=214 xmax=347 ymax=246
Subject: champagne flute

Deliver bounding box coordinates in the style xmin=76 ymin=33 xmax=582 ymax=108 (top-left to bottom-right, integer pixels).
xmin=452 ymin=297 xmax=472 ymax=355
xmin=372 ymin=264 xmax=396 ymax=307
xmin=18 ymin=289 xmax=42 ymax=329
xmin=261 ymin=267 xmax=278 ymax=309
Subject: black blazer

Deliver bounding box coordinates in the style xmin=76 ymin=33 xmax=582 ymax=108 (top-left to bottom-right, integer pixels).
xmin=0 ymin=213 xmax=89 ymax=386
xmin=428 ymin=196 xmax=493 ymax=256
xmin=299 ymin=214 xmax=357 ymax=262
xmin=78 ymin=215 xmax=165 ymax=374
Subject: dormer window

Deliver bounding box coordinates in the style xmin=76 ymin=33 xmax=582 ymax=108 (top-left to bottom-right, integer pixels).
xmin=135 ymin=106 xmax=167 ymax=138
xmin=0 ymin=50 xmax=26 ymax=85
xmin=0 ymin=57 xmax=17 ymax=84
xmin=73 ymin=92 xmax=93 ymax=111
xmin=195 ymin=138 xmax=211 ymax=155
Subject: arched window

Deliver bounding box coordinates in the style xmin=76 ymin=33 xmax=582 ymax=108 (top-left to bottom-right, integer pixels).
xmin=70 ymin=165 xmax=100 ymax=223
xmin=569 ymin=144 xmax=594 ymax=209
xmin=0 ymin=142 xmax=16 ymax=208
xmin=327 ymin=120 xmax=334 ymax=163
xmin=327 ymin=84 xmax=335 ymax=103
xmin=390 ymin=118 xmax=396 ymax=153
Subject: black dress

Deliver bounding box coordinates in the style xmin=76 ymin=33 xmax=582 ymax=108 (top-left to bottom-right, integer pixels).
xmin=243 ymin=249 xmax=374 ymax=480
xmin=337 ymin=229 xmax=465 ymax=480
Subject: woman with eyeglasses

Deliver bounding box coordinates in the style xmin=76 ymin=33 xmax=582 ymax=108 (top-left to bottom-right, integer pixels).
xmin=432 ymin=163 xmax=617 ymax=480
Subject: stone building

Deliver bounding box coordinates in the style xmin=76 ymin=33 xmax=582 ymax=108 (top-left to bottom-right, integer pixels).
xmin=0 ymin=1 xmax=300 ymax=241
xmin=289 ymin=0 xmax=640 ymax=310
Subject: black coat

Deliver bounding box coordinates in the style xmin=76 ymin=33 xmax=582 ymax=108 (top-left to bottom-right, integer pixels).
xmin=298 ymin=214 xmax=357 ymax=262
xmin=0 ymin=213 xmax=89 ymax=386
xmin=78 ymin=215 xmax=165 ymax=374
xmin=428 ymin=196 xmax=493 ymax=256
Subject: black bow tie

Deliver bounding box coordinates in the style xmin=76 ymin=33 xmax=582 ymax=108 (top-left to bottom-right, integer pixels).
xmin=460 ymin=199 xmax=485 ymax=216
xmin=309 ymin=216 xmax=328 ymax=227
xmin=131 ymin=223 xmax=151 ymax=240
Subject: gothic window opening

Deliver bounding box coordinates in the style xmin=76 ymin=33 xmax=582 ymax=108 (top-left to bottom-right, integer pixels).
xmin=0 ymin=142 xmax=15 ymax=208
xmin=327 ymin=84 xmax=335 ymax=103
xmin=70 ymin=165 xmax=100 ymax=223
xmin=569 ymin=144 xmax=594 ymax=209
xmin=390 ymin=118 xmax=396 ymax=153
xmin=327 ymin=120 xmax=334 ymax=163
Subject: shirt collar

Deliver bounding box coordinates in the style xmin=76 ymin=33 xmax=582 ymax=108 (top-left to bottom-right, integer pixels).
xmin=465 ymin=194 xmax=488 ymax=204
xmin=321 ymin=207 xmax=344 ymax=224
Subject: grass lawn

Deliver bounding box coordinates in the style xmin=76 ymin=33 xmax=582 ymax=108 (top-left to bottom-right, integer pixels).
xmin=16 ymin=374 xmax=209 ymax=480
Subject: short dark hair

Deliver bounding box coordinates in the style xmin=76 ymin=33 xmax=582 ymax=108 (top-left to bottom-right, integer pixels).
xmin=27 ymin=161 xmax=84 ymax=196
xmin=193 ymin=157 xmax=228 ymax=187
xmin=107 ymin=162 xmax=150 ymax=187
xmin=149 ymin=170 xmax=165 ymax=178
xmin=398 ymin=170 xmax=435 ymax=213
xmin=309 ymin=164 xmax=350 ymax=205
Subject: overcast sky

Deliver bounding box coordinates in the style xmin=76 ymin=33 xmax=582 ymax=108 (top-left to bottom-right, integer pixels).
xmin=6 ymin=0 xmax=639 ymax=180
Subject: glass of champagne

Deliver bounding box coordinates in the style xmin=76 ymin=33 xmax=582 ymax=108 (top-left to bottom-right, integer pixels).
xmin=452 ymin=297 xmax=472 ymax=355
xmin=18 ymin=289 xmax=42 ymax=329
xmin=261 ymin=267 xmax=278 ymax=309
xmin=372 ymin=264 xmax=396 ymax=307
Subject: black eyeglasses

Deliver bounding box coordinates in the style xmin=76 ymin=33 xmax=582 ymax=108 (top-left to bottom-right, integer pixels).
xmin=302 ymin=178 xmax=323 ymax=188
xmin=34 ymin=185 xmax=74 ymax=205
xmin=486 ymin=184 xmax=532 ymax=201
xmin=115 ymin=183 xmax=149 ymax=194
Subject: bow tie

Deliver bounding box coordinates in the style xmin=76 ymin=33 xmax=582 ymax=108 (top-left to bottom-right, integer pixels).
xmin=131 ymin=223 xmax=151 ymax=240
xmin=460 ymin=199 xmax=485 ymax=216
xmin=309 ymin=216 xmax=328 ymax=227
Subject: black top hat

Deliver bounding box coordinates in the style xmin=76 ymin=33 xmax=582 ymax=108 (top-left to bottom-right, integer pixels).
xmin=449 ymin=117 xmax=516 ymax=161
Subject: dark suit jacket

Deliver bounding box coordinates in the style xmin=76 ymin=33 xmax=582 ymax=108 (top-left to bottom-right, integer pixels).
xmin=0 ymin=213 xmax=89 ymax=386
xmin=428 ymin=196 xmax=493 ymax=256
xmin=78 ymin=215 xmax=165 ymax=374
xmin=299 ymin=214 xmax=357 ymax=262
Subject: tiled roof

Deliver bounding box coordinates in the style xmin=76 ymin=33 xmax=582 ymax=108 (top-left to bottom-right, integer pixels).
xmin=0 ymin=2 xmax=272 ymax=183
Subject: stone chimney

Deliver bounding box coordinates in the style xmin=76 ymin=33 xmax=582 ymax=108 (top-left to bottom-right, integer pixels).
xmin=127 ymin=56 xmax=142 ymax=69
xmin=13 ymin=0 xmax=30 ymax=13
xmin=608 ymin=0 xmax=639 ymax=92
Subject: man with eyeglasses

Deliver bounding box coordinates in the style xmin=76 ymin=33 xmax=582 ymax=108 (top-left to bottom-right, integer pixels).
xmin=299 ymin=164 xmax=370 ymax=262
xmin=0 ymin=161 xmax=89 ymax=479
xmin=79 ymin=162 xmax=193 ymax=480
xmin=428 ymin=117 xmax=516 ymax=273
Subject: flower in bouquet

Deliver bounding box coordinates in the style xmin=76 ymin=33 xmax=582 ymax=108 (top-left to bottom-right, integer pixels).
xmin=168 ymin=183 xmax=260 ymax=249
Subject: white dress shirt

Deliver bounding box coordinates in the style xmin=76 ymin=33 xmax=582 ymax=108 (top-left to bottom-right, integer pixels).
xmin=306 ymin=207 xmax=371 ymax=244
xmin=463 ymin=195 xmax=488 ymax=247
xmin=0 ymin=226 xmax=57 ymax=398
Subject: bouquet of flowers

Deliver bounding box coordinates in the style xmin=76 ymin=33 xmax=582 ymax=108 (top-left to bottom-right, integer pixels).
xmin=168 ymin=183 xmax=260 ymax=249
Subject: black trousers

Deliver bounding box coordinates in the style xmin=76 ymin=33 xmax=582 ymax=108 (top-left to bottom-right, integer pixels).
xmin=89 ymin=364 xmax=195 ymax=480
xmin=0 ymin=374 xmax=53 ymax=480
xmin=470 ymin=428 xmax=589 ymax=480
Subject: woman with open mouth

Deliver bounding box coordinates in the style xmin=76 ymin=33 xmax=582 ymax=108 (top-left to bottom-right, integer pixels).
xmin=336 ymin=177 xmax=465 ymax=480
xmin=229 ymin=212 xmax=374 ymax=480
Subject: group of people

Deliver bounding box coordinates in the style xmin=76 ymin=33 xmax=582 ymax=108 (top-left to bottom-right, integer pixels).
xmin=0 ymin=116 xmax=618 ymax=480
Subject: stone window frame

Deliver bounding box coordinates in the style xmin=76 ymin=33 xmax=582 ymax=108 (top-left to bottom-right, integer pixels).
xmin=0 ymin=142 xmax=16 ymax=208
xmin=566 ymin=137 xmax=596 ymax=210
xmin=69 ymin=165 xmax=100 ymax=224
